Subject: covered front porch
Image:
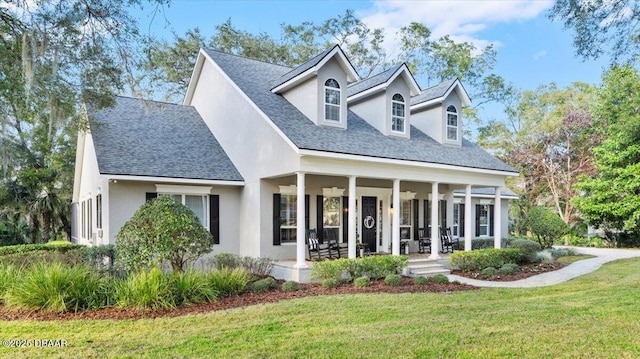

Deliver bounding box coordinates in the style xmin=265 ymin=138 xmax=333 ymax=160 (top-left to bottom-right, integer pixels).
xmin=266 ymin=170 xmax=507 ymax=272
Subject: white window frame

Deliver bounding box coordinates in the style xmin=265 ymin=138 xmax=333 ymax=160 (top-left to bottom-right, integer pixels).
xmin=324 ymin=78 xmax=341 ymax=123
xmin=452 ymin=203 xmax=460 ymax=237
xmin=279 ymin=194 xmax=297 ymax=244
xmin=391 ymin=93 xmax=405 ymax=133
xmin=446 ymin=105 xmax=458 ymax=141
xmin=156 ymin=185 xmax=212 ymax=231
xmin=478 ymin=204 xmax=491 ymax=237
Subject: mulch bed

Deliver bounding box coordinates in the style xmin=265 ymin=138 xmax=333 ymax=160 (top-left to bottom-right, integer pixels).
xmin=0 ymin=264 xmax=564 ymax=321
xmin=451 ymin=261 xmax=567 ymax=281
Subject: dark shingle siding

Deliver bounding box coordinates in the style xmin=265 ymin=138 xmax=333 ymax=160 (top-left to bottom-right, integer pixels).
xmin=203 ymin=49 xmax=516 ymax=173
xmin=90 ymin=96 xmax=243 ymax=181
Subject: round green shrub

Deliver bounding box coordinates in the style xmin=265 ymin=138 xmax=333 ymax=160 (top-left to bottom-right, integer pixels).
xmin=413 ymin=276 xmax=428 ymax=285
xmin=281 ymin=281 xmax=298 ymax=292
xmin=481 ymin=267 xmax=497 ymax=278
xmin=353 ymin=276 xmax=371 ymax=287
xmin=384 ymin=274 xmax=403 ymax=286
xmin=251 ymin=277 xmax=276 ymax=293
xmin=525 ymin=206 xmax=569 ymax=248
xmin=500 ymin=263 xmax=518 ymax=275
xmin=322 ymin=278 xmax=339 ymax=289
xmin=429 ymin=274 xmax=450 ymax=284
xmin=509 ymin=238 xmax=542 ymax=263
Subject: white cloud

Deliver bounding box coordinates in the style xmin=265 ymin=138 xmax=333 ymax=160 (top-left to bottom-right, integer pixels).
xmin=358 ymin=0 xmax=553 ymax=53
xmin=533 ymin=50 xmax=547 ymax=60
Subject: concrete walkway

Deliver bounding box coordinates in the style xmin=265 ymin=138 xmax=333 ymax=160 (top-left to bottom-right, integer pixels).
xmin=447 ymin=247 xmax=640 ymax=288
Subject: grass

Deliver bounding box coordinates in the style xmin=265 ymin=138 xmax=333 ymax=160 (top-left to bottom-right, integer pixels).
xmin=556 ymin=254 xmax=596 ymax=264
xmin=1 ymin=258 xmax=640 ymax=358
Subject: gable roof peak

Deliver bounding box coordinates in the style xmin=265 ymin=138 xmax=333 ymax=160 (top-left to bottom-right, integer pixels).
xmin=410 ymin=78 xmax=471 ymax=109
xmin=347 ymin=62 xmax=420 ymax=101
xmin=271 ymin=44 xmax=360 ymax=93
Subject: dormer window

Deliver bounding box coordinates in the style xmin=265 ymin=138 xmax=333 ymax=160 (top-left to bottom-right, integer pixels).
xmin=391 ymin=93 xmax=405 ymax=133
xmin=324 ymin=79 xmax=341 ymax=122
xmin=446 ymin=105 xmax=458 ymax=141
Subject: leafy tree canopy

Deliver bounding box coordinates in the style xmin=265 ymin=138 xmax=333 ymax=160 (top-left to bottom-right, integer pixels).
xmin=574 ymin=65 xmax=640 ymax=237
xmin=550 ymin=0 xmax=640 ymax=63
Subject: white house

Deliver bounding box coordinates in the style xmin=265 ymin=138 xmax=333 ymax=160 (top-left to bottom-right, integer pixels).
xmin=72 ymin=45 xmax=518 ymax=280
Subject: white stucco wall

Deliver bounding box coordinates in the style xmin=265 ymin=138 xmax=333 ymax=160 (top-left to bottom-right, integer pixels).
xmin=442 ymin=92 xmax=463 ymax=146
xmin=72 ymin=131 xmax=109 ymax=246
xmin=108 ymin=180 xmax=242 ymax=254
xmin=349 ymin=92 xmax=386 ymax=134
xmin=282 ymin=77 xmax=318 ymax=124
xmin=385 ymin=77 xmax=411 ymax=139
xmin=411 ymin=104 xmax=443 ymax=144
xmin=315 ymin=58 xmax=348 ymax=129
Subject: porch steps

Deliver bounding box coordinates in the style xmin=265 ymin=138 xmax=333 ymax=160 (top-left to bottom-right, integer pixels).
xmin=404 ymin=257 xmax=450 ymax=277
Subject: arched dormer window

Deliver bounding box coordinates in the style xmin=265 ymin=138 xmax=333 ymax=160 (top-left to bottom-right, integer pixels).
xmin=324 ymin=79 xmax=341 ymax=122
xmin=446 ymin=105 xmax=458 ymax=141
xmin=391 ymin=93 xmax=405 ymax=133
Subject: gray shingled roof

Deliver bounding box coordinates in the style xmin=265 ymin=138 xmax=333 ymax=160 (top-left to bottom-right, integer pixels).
xmin=410 ymin=79 xmax=457 ymax=106
xmin=453 ymin=187 xmax=519 ymax=198
xmin=346 ymin=64 xmax=402 ymax=98
xmin=90 ymin=96 xmax=243 ymax=182
xmin=203 ymin=49 xmax=517 ymax=173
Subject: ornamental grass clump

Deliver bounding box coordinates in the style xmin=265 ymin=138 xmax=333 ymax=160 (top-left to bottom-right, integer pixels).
xmin=4 ymin=262 xmax=109 ymax=312
xmin=413 ymin=276 xmax=428 ymax=285
xmin=114 ymin=268 xmax=176 ymax=311
xmin=251 ymin=277 xmax=276 ymax=293
xmin=384 ymin=274 xmax=403 ymax=286
xmin=353 ymin=276 xmax=371 ymax=287
xmin=481 ymin=267 xmax=497 ymax=278
xmin=207 ymin=267 xmax=250 ymax=297
xmin=170 ymin=270 xmax=218 ymax=306
xmin=322 ymin=278 xmax=339 ymax=289
xmin=428 ymin=274 xmax=450 ymax=284
xmin=0 ymin=264 xmax=20 ymax=303
xmin=500 ymin=263 xmax=518 ymax=275
xmin=281 ymin=281 xmax=298 ymax=292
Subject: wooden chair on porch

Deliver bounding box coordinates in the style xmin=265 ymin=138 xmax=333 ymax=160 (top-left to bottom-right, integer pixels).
xmin=307 ymin=229 xmax=332 ymax=261
xmin=417 ymin=228 xmax=431 ymax=254
xmin=440 ymin=227 xmax=458 ymax=253
xmin=324 ymin=228 xmax=348 ymax=258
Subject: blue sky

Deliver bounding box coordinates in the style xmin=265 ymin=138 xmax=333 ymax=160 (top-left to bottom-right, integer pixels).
xmin=138 ymin=0 xmax=609 ymax=122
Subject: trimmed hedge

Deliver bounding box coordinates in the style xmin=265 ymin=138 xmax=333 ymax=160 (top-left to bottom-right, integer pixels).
xmin=509 ymin=239 xmax=541 ymax=263
xmin=450 ymin=248 xmax=522 ymax=271
xmin=0 ymin=242 xmax=83 ymax=256
xmin=311 ymin=255 xmax=408 ymax=282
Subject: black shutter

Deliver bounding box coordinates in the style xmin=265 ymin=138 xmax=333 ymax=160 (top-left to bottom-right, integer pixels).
xmin=342 ymin=196 xmax=348 ymax=244
xmin=490 ymin=204 xmax=495 ymax=237
xmin=475 ymin=204 xmax=481 ymax=236
xmin=145 ymin=192 xmax=157 ymax=202
xmin=209 ymin=195 xmax=220 ymax=244
xmin=413 ymin=199 xmax=419 ymax=240
xmin=423 ymin=200 xmax=429 ymax=231
xmin=273 ymin=194 xmax=281 ymax=245
xmin=460 ymin=204 xmax=465 ymax=237
xmin=440 ymin=200 xmax=447 ymax=229
xmin=317 ymin=195 xmax=324 ymax=243
xmin=305 ymin=195 xmax=310 ymax=237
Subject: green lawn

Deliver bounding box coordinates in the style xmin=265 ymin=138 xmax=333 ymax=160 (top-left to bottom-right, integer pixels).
xmin=1 ymin=258 xmax=639 ymax=358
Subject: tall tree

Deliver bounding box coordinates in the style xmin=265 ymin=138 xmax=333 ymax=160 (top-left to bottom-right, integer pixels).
xmin=478 ymin=82 xmax=598 ymax=234
xmin=0 ymin=0 xmax=165 ymax=242
xmin=574 ymin=65 xmax=640 ymax=239
xmin=550 ymin=0 xmax=640 ymax=63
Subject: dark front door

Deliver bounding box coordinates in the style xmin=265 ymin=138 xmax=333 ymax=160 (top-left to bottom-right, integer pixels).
xmin=361 ymin=196 xmax=377 ymax=253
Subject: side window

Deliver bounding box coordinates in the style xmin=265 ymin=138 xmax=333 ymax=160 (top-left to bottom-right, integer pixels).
xmin=391 ymin=94 xmax=405 ymax=133
xmin=446 ymin=105 xmax=458 ymax=141
xmin=324 ymin=79 xmax=341 ymax=122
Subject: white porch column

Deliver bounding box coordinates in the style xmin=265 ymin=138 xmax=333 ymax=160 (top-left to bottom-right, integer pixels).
xmin=430 ymin=182 xmax=440 ymax=258
xmin=295 ymin=172 xmax=308 ymax=268
xmin=348 ymin=175 xmax=357 ymax=258
xmin=494 ymin=186 xmax=502 ymax=249
xmin=464 ymin=184 xmax=472 ymax=251
xmin=392 ymin=179 xmax=401 ymax=256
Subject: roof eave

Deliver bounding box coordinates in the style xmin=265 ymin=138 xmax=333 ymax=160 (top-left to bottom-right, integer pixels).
xmin=183 ymin=49 xmax=207 ymax=105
